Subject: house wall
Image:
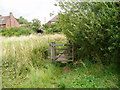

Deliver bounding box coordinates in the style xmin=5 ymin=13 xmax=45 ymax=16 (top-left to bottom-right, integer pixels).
xmin=7 ymin=12 xmax=20 ymax=28
xmin=47 ymin=21 xmax=55 ymax=28
xmin=47 ymin=21 xmax=51 ymax=28
xmin=0 ymin=12 xmax=20 ymax=29
xmin=5 ymin=19 xmax=11 ymax=28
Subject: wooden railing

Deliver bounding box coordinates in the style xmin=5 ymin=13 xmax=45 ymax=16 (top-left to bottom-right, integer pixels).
xmin=50 ymin=42 xmax=75 ymax=63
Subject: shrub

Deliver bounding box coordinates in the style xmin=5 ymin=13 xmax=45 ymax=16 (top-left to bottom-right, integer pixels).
xmin=58 ymin=60 xmax=119 ymax=88
xmin=42 ymin=23 xmax=62 ymax=34
xmin=31 ymin=19 xmax=41 ymax=32
xmin=57 ymin=1 xmax=120 ymax=64
xmin=0 ymin=27 xmax=35 ymax=37
xmin=46 ymin=28 xmax=62 ymax=34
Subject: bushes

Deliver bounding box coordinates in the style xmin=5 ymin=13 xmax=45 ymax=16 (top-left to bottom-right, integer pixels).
xmin=58 ymin=60 xmax=119 ymax=88
xmin=57 ymin=1 xmax=120 ymax=64
xmin=46 ymin=28 xmax=62 ymax=34
xmin=42 ymin=23 xmax=62 ymax=34
xmin=2 ymin=34 xmax=119 ymax=88
xmin=0 ymin=27 xmax=35 ymax=37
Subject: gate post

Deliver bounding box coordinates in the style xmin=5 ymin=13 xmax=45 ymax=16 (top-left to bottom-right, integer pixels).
xmin=71 ymin=43 xmax=74 ymax=62
xmin=50 ymin=42 xmax=56 ymax=61
xmin=68 ymin=41 xmax=75 ymax=62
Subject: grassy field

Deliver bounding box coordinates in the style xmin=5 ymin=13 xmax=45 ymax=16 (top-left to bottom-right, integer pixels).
xmin=1 ymin=34 xmax=66 ymax=88
xmin=1 ymin=34 xmax=120 ymax=88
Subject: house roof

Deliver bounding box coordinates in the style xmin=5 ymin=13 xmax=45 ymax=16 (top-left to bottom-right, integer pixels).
xmin=49 ymin=15 xmax=58 ymax=22
xmin=0 ymin=16 xmax=9 ymax=24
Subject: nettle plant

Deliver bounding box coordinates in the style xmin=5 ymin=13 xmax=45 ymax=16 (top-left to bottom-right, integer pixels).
xmin=56 ymin=1 xmax=120 ymax=64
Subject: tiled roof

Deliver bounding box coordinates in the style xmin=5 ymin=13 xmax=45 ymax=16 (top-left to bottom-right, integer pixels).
xmin=0 ymin=16 xmax=9 ymax=24
xmin=49 ymin=15 xmax=58 ymax=22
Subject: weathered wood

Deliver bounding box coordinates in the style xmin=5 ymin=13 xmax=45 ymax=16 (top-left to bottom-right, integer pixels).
xmin=56 ymin=60 xmax=73 ymax=62
xmin=56 ymin=56 xmax=72 ymax=59
xmin=56 ymin=52 xmax=69 ymax=54
xmin=50 ymin=42 xmax=74 ymax=63
xmin=51 ymin=44 xmax=71 ymax=46
xmin=50 ymin=42 xmax=56 ymax=61
xmin=72 ymin=43 xmax=74 ymax=61
xmin=55 ymin=48 xmax=68 ymax=50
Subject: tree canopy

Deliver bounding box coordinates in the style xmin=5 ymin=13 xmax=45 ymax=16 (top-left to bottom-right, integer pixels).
xmin=31 ymin=18 xmax=41 ymax=31
xmin=17 ymin=16 xmax=28 ymax=24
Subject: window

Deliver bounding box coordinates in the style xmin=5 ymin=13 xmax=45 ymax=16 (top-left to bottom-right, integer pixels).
xmin=0 ymin=24 xmax=4 ymax=27
xmin=51 ymin=22 xmax=55 ymax=24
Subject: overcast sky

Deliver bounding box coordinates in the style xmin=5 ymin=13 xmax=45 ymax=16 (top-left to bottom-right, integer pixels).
xmin=0 ymin=0 xmax=60 ymax=24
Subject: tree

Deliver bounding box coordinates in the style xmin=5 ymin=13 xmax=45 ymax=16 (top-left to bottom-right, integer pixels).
xmin=42 ymin=21 xmax=62 ymax=34
xmin=17 ymin=16 xmax=28 ymax=24
xmin=41 ymin=23 xmax=49 ymax=30
xmin=56 ymin=1 xmax=120 ymax=64
xmin=31 ymin=19 xmax=41 ymax=31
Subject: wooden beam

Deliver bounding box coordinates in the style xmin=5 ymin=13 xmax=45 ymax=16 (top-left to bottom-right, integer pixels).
xmin=56 ymin=60 xmax=73 ymax=62
xmin=55 ymin=48 xmax=68 ymax=50
xmin=56 ymin=52 xmax=69 ymax=54
xmin=56 ymin=56 xmax=72 ymax=59
xmin=50 ymin=42 xmax=56 ymax=61
xmin=51 ymin=44 xmax=71 ymax=46
xmin=70 ymin=43 xmax=74 ymax=62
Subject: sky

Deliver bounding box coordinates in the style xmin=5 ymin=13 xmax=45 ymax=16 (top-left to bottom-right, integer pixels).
xmin=0 ymin=0 xmax=60 ymax=24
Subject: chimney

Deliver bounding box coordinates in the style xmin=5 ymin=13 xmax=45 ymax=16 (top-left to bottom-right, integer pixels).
xmin=10 ymin=12 xmax=13 ymax=27
xmin=10 ymin=12 xmax=13 ymax=16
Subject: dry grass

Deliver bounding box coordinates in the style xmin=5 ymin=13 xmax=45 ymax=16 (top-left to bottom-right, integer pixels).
xmin=1 ymin=34 xmax=66 ymax=88
xmin=1 ymin=34 xmax=119 ymax=88
xmin=0 ymin=34 xmax=66 ymax=42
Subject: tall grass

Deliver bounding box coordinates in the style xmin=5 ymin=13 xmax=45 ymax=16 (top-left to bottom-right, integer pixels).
xmin=1 ymin=34 xmax=119 ymax=88
xmin=1 ymin=34 xmax=66 ymax=88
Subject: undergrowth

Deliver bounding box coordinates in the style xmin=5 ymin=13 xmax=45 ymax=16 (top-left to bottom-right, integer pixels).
xmin=1 ymin=34 xmax=66 ymax=88
xmin=1 ymin=34 xmax=119 ymax=88
xmin=58 ymin=60 xmax=119 ymax=88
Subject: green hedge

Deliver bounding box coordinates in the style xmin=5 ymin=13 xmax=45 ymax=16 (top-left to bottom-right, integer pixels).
xmin=57 ymin=2 xmax=120 ymax=64
xmin=46 ymin=28 xmax=62 ymax=34
xmin=0 ymin=27 xmax=35 ymax=37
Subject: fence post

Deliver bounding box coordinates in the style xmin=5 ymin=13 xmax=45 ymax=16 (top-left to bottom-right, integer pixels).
xmin=68 ymin=41 xmax=73 ymax=61
xmin=72 ymin=43 xmax=74 ymax=62
xmin=50 ymin=42 xmax=56 ymax=61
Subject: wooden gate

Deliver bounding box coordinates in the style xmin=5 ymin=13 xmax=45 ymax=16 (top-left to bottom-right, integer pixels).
xmin=50 ymin=42 xmax=74 ymax=63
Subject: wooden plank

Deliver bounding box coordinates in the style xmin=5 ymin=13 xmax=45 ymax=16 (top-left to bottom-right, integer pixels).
xmin=56 ymin=56 xmax=72 ymax=59
xmin=50 ymin=42 xmax=56 ymax=61
xmin=52 ymin=44 xmax=71 ymax=46
xmin=72 ymin=43 xmax=74 ymax=61
xmin=56 ymin=52 xmax=69 ymax=54
xmin=56 ymin=60 xmax=73 ymax=62
xmin=56 ymin=48 xmax=68 ymax=50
